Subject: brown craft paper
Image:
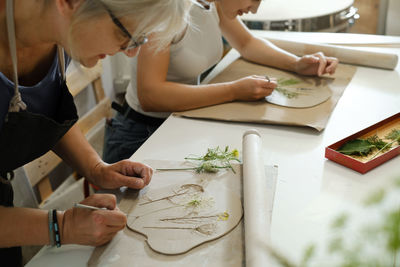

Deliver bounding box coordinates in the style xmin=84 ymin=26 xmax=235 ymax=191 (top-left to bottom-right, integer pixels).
xmin=176 ymin=59 xmax=357 ymax=131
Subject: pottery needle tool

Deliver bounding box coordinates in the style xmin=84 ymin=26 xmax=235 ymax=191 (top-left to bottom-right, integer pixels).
xmin=73 ymin=203 xmax=177 ymax=219
xmin=74 ymin=203 xmax=128 ymax=216
xmin=74 ymin=203 xmax=107 ymax=211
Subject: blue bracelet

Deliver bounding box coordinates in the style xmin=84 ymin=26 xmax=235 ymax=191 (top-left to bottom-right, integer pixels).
xmin=48 ymin=210 xmax=55 ymax=246
xmin=52 ymin=209 xmax=61 ymax=248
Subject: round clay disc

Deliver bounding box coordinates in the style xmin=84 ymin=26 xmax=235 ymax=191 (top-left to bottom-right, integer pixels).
xmin=266 ymin=86 xmax=332 ymax=108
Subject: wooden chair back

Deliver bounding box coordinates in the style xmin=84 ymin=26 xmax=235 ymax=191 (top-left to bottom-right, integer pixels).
xmin=24 ymin=61 xmax=111 ymax=206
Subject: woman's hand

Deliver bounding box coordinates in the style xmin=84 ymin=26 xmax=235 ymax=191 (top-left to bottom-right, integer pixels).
xmin=61 ymin=194 xmax=126 ymax=246
xmin=231 ymin=75 xmax=277 ymax=101
xmin=295 ymin=52 xmax=339 ymax=76
xmin=90 ymin=160 xmax=153 ymax=190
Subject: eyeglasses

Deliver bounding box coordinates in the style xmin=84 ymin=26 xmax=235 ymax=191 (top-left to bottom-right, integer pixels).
xmin=102 ymin=4 xmax=148 ymax=51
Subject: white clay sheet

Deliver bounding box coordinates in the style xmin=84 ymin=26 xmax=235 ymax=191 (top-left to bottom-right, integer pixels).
xmin=88 ymin=154 xmax=277 ymax=266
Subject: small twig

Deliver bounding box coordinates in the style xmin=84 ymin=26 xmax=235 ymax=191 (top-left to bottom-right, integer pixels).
xmin=139 ymin=191 xmax=188 ymax=206
xmin=127 ymin=205 xmax=182 ymax=220
xmin=139 ymin=184 xmax=204 ymax=206
xmin=161 ymin=214 xmax=220 ymax=222
xmin=156 ymin=167 xmax=197 ymax=171
xmin=369 ymin=139 xmax=396 ymax=161
xmin=144 ymin=223 xmax=217 ymax=235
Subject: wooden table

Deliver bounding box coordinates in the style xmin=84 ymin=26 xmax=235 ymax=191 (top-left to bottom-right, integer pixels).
xmin=26 ymin=32 xmax=400 ymax=267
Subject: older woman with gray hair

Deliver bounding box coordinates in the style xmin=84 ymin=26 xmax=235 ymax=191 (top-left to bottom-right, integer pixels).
xmin=0 ymin=0 xmax=191 ymax=265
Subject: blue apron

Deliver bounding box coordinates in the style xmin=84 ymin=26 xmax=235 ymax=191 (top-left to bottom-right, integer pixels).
xmin=0 ymin=1 xmax=78 ymax=265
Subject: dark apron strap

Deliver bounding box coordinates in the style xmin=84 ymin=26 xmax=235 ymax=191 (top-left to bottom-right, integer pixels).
xmin=0 ymin=172 xmax=14 ymax=204
xmin=0 ymin=173 xmax=22 ymax=267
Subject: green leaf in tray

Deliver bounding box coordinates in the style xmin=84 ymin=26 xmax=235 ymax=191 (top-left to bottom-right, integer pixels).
xmin=337 ymin=139 xmax=376 ymax=156
xmin=386 ymin=129 xmax=400 ymax=143
xmin=366 ymin=135 xmax=388 ymax=150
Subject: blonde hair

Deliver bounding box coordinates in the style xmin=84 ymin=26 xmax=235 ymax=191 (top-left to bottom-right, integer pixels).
xmin=70 ymin=0 xmax=192 ymax=50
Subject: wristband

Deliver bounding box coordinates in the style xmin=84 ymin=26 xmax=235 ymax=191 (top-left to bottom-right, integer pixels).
xmin=52 ymin=209 xmax=61 ymax=248
xmin=48 ymin=210 xmax=55 ymax=246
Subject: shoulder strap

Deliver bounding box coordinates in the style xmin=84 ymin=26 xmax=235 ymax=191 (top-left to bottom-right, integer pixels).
xmin=57 ymin=46 xmax=66 ymax=81
xmin=5 ymin=0 xmax=26 ymax=112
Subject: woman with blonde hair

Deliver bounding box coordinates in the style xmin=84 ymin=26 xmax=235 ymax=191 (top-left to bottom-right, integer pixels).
xmin=0 ymin=0 xmax=191 ymax=265
xmin=103 ymin=0 xmax=339 ymax=164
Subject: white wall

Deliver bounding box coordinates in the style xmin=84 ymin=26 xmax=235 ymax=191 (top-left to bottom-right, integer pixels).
xmin=101 ymin=54 xmax=132 ymax=101
xmin=386 ymin=0 xmax=400 ymax=35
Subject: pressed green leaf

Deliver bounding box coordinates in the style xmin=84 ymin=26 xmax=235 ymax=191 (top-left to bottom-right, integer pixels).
xmin=275 ymin=87 xmax=300 ymax=99
xmin=337 ymin=139 xmax=376 ymax=156
xmin=278 ymin=78 xmax=301 ymax=86
xmin=275 ymin=78 xmax=304 ymax=99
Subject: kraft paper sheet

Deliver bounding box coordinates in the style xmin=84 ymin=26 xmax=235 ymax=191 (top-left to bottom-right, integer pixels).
xmin=176 ymin=60 xmax=357 ymax=131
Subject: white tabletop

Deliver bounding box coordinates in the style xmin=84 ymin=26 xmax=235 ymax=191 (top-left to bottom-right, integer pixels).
xmin=27 ymin=32 xmax=400 ymax=266
xmin=241 ymin=0 xmax=353 ymax=21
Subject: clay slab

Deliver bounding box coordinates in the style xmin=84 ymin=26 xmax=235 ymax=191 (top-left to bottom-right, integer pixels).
xmin=127 ymin=181 xmax=243 ymax=255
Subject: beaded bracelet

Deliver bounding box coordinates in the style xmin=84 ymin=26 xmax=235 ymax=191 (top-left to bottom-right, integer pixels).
xmin=48 ymin=210 xmax=55 ymax=246
xmin=52 ymin=209 xmax=61 ymax=248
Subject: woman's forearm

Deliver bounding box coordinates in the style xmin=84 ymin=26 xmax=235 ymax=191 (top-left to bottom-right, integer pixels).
xmin=0 ymin=206 xmax=53 ymax=247
xmin=239 ymin=37 xmax=299 ymax=72
xmin=52 ymin=124 xmax=102 ymax=184
xmin=138 ymin=81 xmax=236 ymax=112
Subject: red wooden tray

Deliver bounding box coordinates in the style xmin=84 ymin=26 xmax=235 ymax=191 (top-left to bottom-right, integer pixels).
xmin=325 ymin=112 xmax=400 ymax=174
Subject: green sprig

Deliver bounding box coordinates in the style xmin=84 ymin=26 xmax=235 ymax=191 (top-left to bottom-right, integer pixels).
xmin=275 ymin=78 xmax=302 ymax=99
xmin=157 ymin=146 xmax=240 ymax=174
xmin=369 ymin=129 xmax=400 ymax=160
xmin=386 ymin=129 xmax=400 ymax=142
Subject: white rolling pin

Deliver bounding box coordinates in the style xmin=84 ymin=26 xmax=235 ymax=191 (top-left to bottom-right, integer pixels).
xmin=242 ymin=130 xmax=272 ymax=266
xmin=268 ymin=38 xmax=398 ymax=70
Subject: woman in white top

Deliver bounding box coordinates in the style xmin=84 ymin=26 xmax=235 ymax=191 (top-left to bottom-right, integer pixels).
xmin=103 ymin=0 xmax=339 ymax=164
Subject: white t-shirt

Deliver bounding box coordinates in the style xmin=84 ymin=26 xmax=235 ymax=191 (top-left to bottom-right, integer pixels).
xmin=125 ymin=3 xmax=223 ymax=118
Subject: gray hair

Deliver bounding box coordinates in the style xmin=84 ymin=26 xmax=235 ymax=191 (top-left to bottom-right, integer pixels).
xmin=71 ymin=0 xmax=192 ymax=49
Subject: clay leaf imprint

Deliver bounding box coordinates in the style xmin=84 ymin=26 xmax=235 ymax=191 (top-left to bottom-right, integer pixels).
xmin=126 ymin=182 xmax=243 ymax=255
